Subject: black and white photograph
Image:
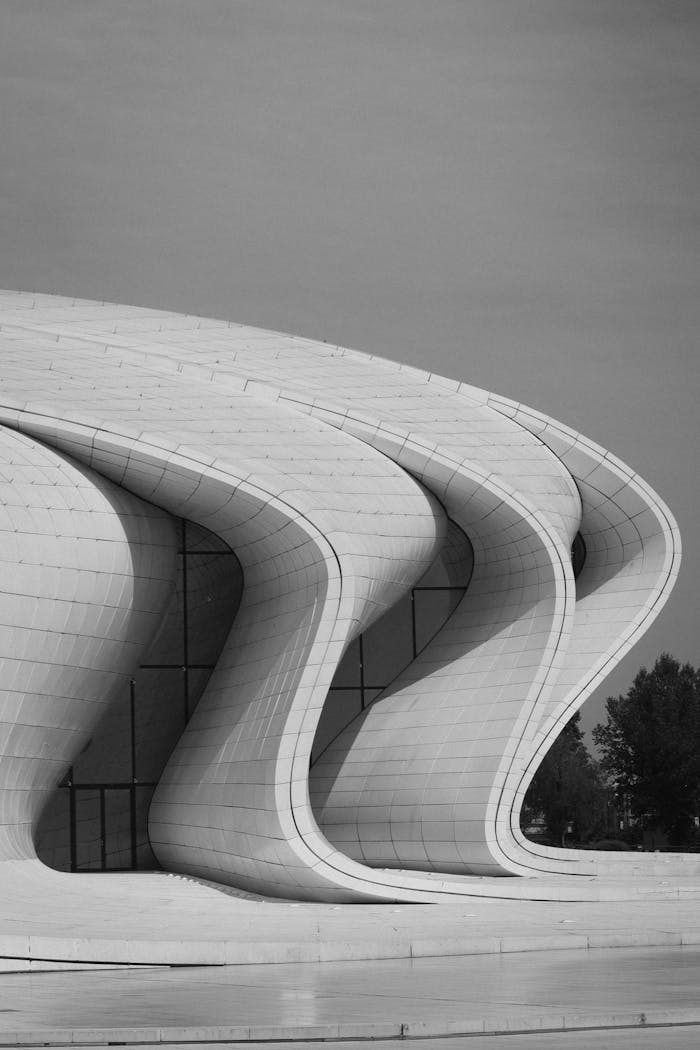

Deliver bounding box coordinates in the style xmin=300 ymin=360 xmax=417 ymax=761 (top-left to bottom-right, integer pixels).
xmin=0 ymin=2 xmax=699 ymax=1047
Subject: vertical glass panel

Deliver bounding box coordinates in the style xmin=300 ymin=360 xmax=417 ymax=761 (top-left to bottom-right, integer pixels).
xmin=104 ymin=788 xmax=132 ymax=869
xmin=133 ymin=668 xmax=186 ymax=782
xmin=361 ymin=593 xmax=414 ymax=686
xmin=34 ymin=788 xmax=71 ymax=871
xmin=142 ymin=559 xmax=185 ymax=665
xmin=363 ymin=688 xmax=384 ymax=706
xmin=185 ymin=667 xmax=217 ymax=721
xmin=414 ymin=588 xmax=466 ymax=654
xmin=184 ymin=520 xmax=232 ymax=552
xmin=572 ymin=531 xmax=586 ymax=580
xmin=135 ymin=786 xmax=158 ymax=868
xmin=414 ymin=556 xmax=451 ymax=589
xmin=314 ymin=518 xmax=475 ymax=768
xmin=434 ymin=520 xmax=475 ymax=587
xmin=73 ymin=680 xmax=132 ymax=784
xmin=74 ymin=789 xmax=102 ymax=871
xmin=312 ymin=688 xmax=364 ymax=762
xmin=185 ymin=552 xmax=243 ymax=665
xmin=332 ymin=637 xmax=362 ymax=688
xmin=34 ymin=516 xmax=248 ymax=873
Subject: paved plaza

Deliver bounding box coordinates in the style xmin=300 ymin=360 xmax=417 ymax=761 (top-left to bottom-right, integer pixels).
xmin=2 ymin=866 xmax=700 ymax=967
xmin=1 ymin=944 xmax=699 ymax=1047
xmin=2 ymin=865 xmax=700 ymax=1047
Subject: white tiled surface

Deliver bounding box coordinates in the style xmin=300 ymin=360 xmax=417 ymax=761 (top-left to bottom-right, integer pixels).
xmin=0 ymin=290 xmax=685 ymax=912
xmin=0 ymin=426 xmax=178 ymax=861
xmin=476 ymin=395 xmax=682 ymax=876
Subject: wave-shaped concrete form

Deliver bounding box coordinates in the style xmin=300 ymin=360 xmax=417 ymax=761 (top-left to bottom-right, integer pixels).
xmin=0 ymin=426 xmax=178 ymax=862
xmin=0 ymin=290 xmax=686 ymax=907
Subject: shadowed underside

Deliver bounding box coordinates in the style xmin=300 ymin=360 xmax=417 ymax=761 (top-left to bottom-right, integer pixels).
xmin=0 ymin=290 xmax=686 ymax=918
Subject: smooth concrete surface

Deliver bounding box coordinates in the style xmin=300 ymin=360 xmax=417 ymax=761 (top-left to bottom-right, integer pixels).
xmin=73 ymin=1032 xmax=698 ymax=1049
xmin=1 ymin=946 xmax=700 ymax=1046
xmin=2 ymin=868 xmax=700 ymax=968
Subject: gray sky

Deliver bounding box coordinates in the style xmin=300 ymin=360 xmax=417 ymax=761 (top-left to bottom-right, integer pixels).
xmin=2 ymin=0 xmax=698 ymax=737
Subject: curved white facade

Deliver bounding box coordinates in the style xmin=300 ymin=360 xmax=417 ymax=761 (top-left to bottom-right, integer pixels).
xmin=0 ymin=290 xmax=683 ymax=905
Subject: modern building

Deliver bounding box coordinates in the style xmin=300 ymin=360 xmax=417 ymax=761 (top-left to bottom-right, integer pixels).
xmin=0 ymin=290 xmax=688 ymax=917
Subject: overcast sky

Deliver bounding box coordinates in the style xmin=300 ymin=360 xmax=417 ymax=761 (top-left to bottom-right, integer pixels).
xmin=2 ymin=0 xmax=698 ymax=736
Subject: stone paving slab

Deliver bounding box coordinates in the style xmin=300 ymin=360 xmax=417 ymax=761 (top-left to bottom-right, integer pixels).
xmin=2 ymin=945 xmax=700 ymax=1045
xmin=2 ymin=913 xmax=699 ymax=970
xmin=2 ymin=862 xmax=700 ymax=969
xmin=5 ymin=1009 xmax=700 ymax=1046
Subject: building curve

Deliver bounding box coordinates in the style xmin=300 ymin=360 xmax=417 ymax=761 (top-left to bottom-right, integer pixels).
xmin=0 ymin=290 xmax=684 ymax=907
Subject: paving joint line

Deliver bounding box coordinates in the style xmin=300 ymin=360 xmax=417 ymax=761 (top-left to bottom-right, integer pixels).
xmin=3 ymin=926 xmax=700 ymax=969
xmin=5 ymin=1009 xmax=700 ymax=1046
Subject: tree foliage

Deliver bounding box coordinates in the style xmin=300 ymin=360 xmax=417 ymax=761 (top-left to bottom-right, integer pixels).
xmin=593 ymin=654 xmax=700 ymax=848
xmin=522 ymin=713 xmax=609 ymax=845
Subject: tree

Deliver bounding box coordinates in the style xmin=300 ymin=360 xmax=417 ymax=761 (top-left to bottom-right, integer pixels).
xmin=593 ymin=654 xmax=700 ymax=849
xmin=522 ymin=713 xmax=609 ymax=845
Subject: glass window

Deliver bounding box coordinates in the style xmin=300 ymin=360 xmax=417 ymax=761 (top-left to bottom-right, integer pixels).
xmin=35 ymin=517 xmax=242 ymax=872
